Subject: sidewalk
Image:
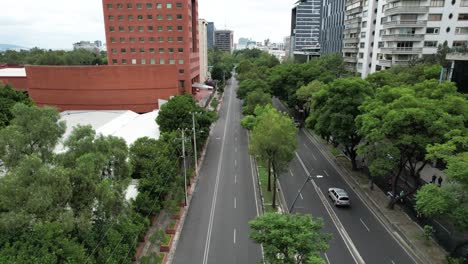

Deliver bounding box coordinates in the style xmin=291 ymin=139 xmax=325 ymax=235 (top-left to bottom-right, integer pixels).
xmin=305 ymin=129 xmax=447 ymax=264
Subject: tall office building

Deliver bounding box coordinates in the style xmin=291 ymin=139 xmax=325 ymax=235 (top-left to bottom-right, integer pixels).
xmin=341 ymin=0 xmax=468 ymax=77
xmin=207 ymin=22 xmax=216 ymax=49
xmin=102 ymin=0 xmax=200 ymax=93
xmin=320 ymin=0 xmax=346 ymax=53
xmin=290 ymin=0 xmax=323 ymax=52
xmin=198 ymin=19 xmax=208 ymax=82
xmin=215 ymin=30 xmax=234 ymax=53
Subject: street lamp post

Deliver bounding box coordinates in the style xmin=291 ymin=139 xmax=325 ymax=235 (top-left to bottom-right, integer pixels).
xmin=191 ymin=112 xmax=199 ymax=176
xmin=181 ymin=128 xmax=188 ymax=206
xmin=289 ymin=174 xmax=323 ymax=213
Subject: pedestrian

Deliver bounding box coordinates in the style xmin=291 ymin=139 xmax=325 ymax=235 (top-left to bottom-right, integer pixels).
xmin=399 ymin=190 xmax=405 ymax=203
xmin=438 ymin=176 xmax=443 ymax=187
xmin=431 ymin=175 xmax=437 ymax=184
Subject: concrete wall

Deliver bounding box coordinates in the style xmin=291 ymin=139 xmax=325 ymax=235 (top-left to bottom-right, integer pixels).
xmin=26 ymin=65 xmax=179 ymax=113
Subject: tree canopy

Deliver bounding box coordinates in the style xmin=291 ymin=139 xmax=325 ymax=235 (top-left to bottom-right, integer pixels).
xmin=0 ymin=83 xmax=33 ymax=129
xmin=0 ymin=47 xmax=107 ymax=65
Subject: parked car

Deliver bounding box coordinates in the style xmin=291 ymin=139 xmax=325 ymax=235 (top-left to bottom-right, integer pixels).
xmin=328 ymin=188 xmax=350 ymax=207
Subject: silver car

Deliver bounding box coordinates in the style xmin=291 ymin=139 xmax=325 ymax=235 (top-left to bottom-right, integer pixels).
xmin=328 ymin=188 xmax=350 ymax=207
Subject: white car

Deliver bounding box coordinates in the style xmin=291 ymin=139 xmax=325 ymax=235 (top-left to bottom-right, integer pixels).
xmin=328 ymin=188 xmax=350 ymax=207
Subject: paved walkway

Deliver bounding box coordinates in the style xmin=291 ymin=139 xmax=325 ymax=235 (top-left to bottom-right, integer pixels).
xmin=308 ymin=130 xmax=448 ymax=264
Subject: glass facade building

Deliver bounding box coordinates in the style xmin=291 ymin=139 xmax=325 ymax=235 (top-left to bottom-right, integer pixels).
xmin=290 ymin=0 xmax=323 ymax=52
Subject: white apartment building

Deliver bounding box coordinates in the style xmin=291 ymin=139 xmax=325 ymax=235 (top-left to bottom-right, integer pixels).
xmin=198 ymin=19 xmax=209 ymax=82
xmin=343 ymin=0 xmax=468 ymax=77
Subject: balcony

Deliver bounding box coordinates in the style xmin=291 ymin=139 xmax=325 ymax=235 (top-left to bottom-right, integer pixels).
xmin=346 ymin=0 xmax=362 ymax=6
xmin=342 ymin=46 xmax=359 ymax=52
xmin=381 ymin=34 xmax=424 ymax=41
xmin=345 ymin=17 xmax=362 ymax=25
xmin=343 ymin=57 xmax=358 ymax=63
xmin=346 ymin=6 xmax=363 ymax=15
xmin=345 ymin=64 xmax=357 ymax=72
xmin=382 ymin=20 xmax=427 ymax=28
xmin=378 ymin=60 xmax=393 ymax=67
xmin=380 ymin=47 xmax=423 ymax=54
xmin=344 ymin=27 xmax=360 ymax=34
xmin=343 ymin=37 xmax=360 ymax=44
xmin=378 ymin=59 xmax=410 ymax=67
xmin=384 ymin=6 xmax=429 ymax=16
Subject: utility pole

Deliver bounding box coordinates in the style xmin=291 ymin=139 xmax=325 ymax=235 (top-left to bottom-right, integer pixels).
xmin=191 ymin=112 xmax=198 ymax=176
xmin=181 ymin=129 xmax=188 ymax=206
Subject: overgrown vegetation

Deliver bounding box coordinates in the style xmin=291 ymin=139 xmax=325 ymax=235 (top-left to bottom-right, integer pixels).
xmin=0 ymin=47 xmax=108 ymax=65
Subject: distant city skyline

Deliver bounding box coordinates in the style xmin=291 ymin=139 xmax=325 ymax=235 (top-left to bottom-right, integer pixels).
xmin=0 ymin=0 xmax=293 ymax=50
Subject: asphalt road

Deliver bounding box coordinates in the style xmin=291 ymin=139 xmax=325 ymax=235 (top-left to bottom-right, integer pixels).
xmin=274 ymin=98 xmax=416 ymax=264
xmin=173 ymin=76 xmax=262 ymax=264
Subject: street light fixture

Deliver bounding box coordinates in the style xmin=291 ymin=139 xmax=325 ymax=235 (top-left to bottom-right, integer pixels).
xmin=288 ymin=173 xmax=323 ymax=213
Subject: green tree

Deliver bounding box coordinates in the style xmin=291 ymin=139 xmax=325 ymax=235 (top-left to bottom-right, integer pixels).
xmin=249 ymin=213 xmax=330 ymax=264
xmin=242 ymin=89 xmax=272 ymax=115
xmin=250 ymin=105 xmax=297 ymax=208
xmin=296 ymin=81 xmax=326 ymax=119
xmin=0 ymin=84 xmax=33 ymax=128
xmin=237 ymin=79 xmax=269 ymax=99
xmin=308 ymin=78 xmax=373 ymax=170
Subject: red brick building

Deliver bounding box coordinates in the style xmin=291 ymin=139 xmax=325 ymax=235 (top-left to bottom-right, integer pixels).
xmin=102 ymin=0 xmax=200 ymax=94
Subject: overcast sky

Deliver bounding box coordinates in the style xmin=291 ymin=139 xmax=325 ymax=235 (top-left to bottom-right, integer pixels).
xmin=0 ymin=0 xmax=293 ymax=50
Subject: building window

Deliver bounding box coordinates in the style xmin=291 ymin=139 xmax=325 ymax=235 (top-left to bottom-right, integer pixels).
xmin=424 ymin=41 xmax=438 ymax=47
xmin=118 ymin=15 xmax=124 ymax=21
xmin=128 ymin=26 xmax=134 ymax=32
xmin=121 ymin=48 xmax=126 ymax=54
xmin=168 ymin=48 xmax=174 ymax=53
xmin=453 ymin=40 xmax=468 ymax=46
xmin=178 ymin=80 xmax=185 ymax=89
xmin=108 ymin=15 xmax=114 ymax=21
xmin=130 ymin=37 xmax=135 ymax=43
xmin=378 ymin=41 xmax=384 ymax=48
xmin=148 ymin=26 xmax=153 ymax=32
xmin=360 ymin=42 xmax=365 ymax=48
xmin=146 ymin=3 xmax=152 ymax=9
xmin=147 ymin=15 xmax=153 ymax=20
xmin=111 ymin=37 xmax=116 ymax=43
xmin=157 ymin=3 xmax=163 ymax=9
xmin=178 ymin=59 xmax=184 ymax=65
xmin=160 ymin=59 xmax=165 ymax=64
xmin=140 ymin=48 xmax=145 ymax=53
xmin=428 ymin=14 xmax=442 ymax=21
xmin=455 ymin=27 xmax=468 ymax=34
xmin=159 ymin=48 xmax=164 ymax=53
xmin=362 ymin=21 xmax=367 ymax=28
xmin=426 ymin=27 xmax=440 ymax=34
xmin=169 ymin=59 xmax=175 ymax=64
xmin=167 ymin=15 xmax=173 ymax=20
xmin=158 ymin=26 xmax=163 ymax=32
xmin=128 ymin=15 xmax=134 ymax=21
xmin=119 ymin=26 xmax=124 ymax=32
xmin=109 ymin=26 xmax=115 ymax=32
xmin=359 ymin=53 xmax=364 ymax=58
xmin=430 ymin=0 xmax=445 ymax=6
xmin=459 ymin=14 xmax=468 ymax=20
xmin=177 ymin=37 xmax=183 ymax=42
xmin=149 ymin=37 xmax=155 ymax=43
xmin=158 ymin=37 xmax=164 ymax=43
xmin=122 ymin=59 xmax=127 ymax=64
xmin=176 ymin=2 xmax=183 ymax=8
xmin=361 ymin=32 xmax=366 ymax=38
xmin=177 ymin=14 xmax=183 ymax=20
xmin=131 ymin=48 xmax=136 ymax=53
xmin=139 ymin=37 xmax=145 ymax=43
xmin=141 ymin=59 xmax=146 ymax=64
xmin=136 ymin=3 xmax=143 ymax=9
xmin=177 ymin=26 xmax=183 ymax=31
xmin=178 ymin=48 xmax=184 ymax=53
xmin=150 ymin=48 xmax=155 ymax=53
xmin=111 ymin=48 xmax=117 ymax=54
xmin=150 ymin=58 xmax=156 ymax=64
xmin=112 ymin=59 xmax=118 ymax=64
xmin=117 ymin=3 xmax=123 ymax=9
xmin=167 ymin=3 xmax=172 ymax=8
xmin=107 ymin=4 xmax=113 ymax=9
xmin=120 ymin=37 xmax=125 ymax=43
xmin=168 ymin=37 xmax=174 ymax=43
xmin=179 ymin=69 xmax=185 ymax=74
xmin=127 ymin=3 xmax=132 ymax=9
xmin=138 ymin=15 xmax=143 ymax=21
xmin=132 ymin=59 xmax=137 ymax=64
xmin=157 ymin=14 xmax=163 ymax=20
xmin=462 ymin=0 xmax=468 ymax=6
xmin=167 ymin=26 xmax=173 ymax=31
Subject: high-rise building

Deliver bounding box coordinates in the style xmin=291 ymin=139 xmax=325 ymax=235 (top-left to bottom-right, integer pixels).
xmin=207 ymin=22 xmax=216 ymax=49
xmin=320 ymin=0 xmax=345 ymax=53
xmin=102 ymin=0 xmax=200 ymax=93
xmin=341 ymin=0 xmax=468 ymax=77
xmin=215 ymin=30 xmax=234 ymax=53
xmin=198 ymin=19 xmax=208 ymax=82
xmin=73 ymin=41 xmax=101 ymax=52
xmin=290 ymin=0 xmax=323 ymax=52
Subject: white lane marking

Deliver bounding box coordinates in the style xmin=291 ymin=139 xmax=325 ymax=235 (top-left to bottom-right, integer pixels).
xmin=235 ymin=175 xmax=237 ymax=184
xmin=324 ymin=170 xmax=330 ymax=177
xmin=233 ymin=229 xmax=237 ymax=244
xmin=311 ymin=153 xmax=317 ymax=160
xmin=235 ymin=137 xmax=237 ymax=141
xmin=360 ymin=218 xmax=371 ymax=232
xmin=391 ymin=260 xmax=396 ymax=264
xmin=216 ymin=137 xmax=221 ymax=140
xmin=235 ymin=160 xmax=237 ymax=167
xmin=234 ymin=197 xmax=237 ymax=209
xmin=235 ymin=147 xmax=238 ymax=153
xmin=295 ymin=152 xmax=365 ymax=264
xmin=300 ymin=193 xmax=304 ymax=200
xmin=324 ymin=253 xmax=331 ymax=264
xmin=202 ymin=78 xmax=234 ymax=264
xmin=289 ymin=169 xmax=294 ymax=177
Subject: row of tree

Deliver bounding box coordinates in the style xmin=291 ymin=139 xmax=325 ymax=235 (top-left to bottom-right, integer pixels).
xmin=0 ymin=48 xmax=108 ymax=65
xmin=209 ymin=48 xmax=235 ymax=88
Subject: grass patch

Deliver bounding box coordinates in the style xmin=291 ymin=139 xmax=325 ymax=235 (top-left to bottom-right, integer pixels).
xmin=140 ymin=253 xmax=163 ymax=264
xmin=168 ymin=220 xmax=176 ymax=229
xmin=330 ymin=147 xmax=341 ymax=157
xmin=161 ymin=232 xmax=171 ymax=245
xmin=210 ymin=98 xmax=219 ymax=109
xmin=258 ymin=166 xmax=278 ymax=213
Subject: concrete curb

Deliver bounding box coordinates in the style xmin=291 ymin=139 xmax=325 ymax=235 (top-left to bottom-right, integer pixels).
xmin=303 ymin=129 xmax=429 ymax=264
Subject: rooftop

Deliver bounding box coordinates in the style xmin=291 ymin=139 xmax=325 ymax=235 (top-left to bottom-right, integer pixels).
xmin=0 ymin=67 xmax=26 ymax=77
